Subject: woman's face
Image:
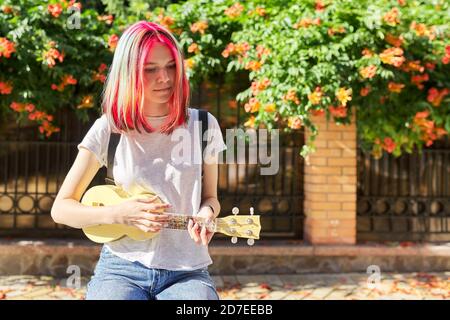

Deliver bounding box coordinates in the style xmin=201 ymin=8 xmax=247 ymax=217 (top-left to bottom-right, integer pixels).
xmin=143 ymin=42 xmax=176 ymax=104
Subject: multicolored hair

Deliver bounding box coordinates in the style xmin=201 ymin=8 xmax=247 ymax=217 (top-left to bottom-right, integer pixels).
xmin=101 ymin=21 xmax=190 ymax=134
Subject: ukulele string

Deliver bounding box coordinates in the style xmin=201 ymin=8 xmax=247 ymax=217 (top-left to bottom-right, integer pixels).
xmin=162 ymin=214 xmax=227 ymax=231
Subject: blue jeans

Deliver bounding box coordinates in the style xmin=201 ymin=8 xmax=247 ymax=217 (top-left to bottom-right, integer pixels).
xmin=85 ymin=246 xmax=220 ymax=300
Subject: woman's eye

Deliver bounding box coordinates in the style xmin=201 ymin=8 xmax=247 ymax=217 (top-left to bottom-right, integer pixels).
xmin=145 ymin=65 xmax=175 ymax=73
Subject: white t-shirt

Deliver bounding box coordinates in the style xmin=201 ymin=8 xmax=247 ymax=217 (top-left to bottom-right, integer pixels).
xmin=77 ymin=107 xmax=227 ymax=270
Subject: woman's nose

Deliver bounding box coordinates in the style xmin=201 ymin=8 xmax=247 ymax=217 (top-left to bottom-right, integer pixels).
xmin=157 ymin=68 xmax=169 ymax=82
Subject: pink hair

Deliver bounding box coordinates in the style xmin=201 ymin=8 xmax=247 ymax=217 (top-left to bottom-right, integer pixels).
xmin=101 ymin=21 xmax=191 ymax=134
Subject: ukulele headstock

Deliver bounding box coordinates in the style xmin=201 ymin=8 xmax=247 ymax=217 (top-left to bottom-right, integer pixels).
xmin=216 ymin=206 xmax=261 ymax=246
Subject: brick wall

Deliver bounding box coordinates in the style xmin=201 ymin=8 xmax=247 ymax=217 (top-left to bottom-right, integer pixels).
xmin=303 ymin=113 xmax=357 ymax=244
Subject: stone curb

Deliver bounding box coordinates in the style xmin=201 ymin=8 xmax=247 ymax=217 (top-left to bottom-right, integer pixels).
xmin=1 ymin=239 xmax=449 ymax=276
xmin=2 ymin=239 xmax=449 ymax=257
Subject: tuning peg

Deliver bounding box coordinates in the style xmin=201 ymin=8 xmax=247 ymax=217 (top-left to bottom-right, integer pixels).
xmin=250 ymin=207 xmax=254 ymax=215
xmin=232 ymin=207 xmax=239 ymax=215
xmin=247 ymin=238 xmax=255 ymax=246
xmin=231 ymin=236 xmax=238 ymax=244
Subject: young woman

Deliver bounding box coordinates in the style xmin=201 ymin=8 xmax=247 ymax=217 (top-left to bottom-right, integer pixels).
xmin=50 ymin=21 xmax=227 ymax=300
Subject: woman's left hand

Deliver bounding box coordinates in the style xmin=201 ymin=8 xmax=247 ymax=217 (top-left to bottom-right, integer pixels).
xmin=188 ymin=206 xmax=215 ymax=245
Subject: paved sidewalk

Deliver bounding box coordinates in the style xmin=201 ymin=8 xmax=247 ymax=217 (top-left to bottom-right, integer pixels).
xmin=0 ymin=272 xmax=449 ymax=300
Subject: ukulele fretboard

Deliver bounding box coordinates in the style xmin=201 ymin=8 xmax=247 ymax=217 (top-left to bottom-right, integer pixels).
xmin=165 ymin=215 xmax=210 ymax=230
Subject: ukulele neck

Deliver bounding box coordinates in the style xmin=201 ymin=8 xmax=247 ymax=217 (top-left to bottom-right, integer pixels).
xmin=165 ymin=214 xmax=215 ymax=231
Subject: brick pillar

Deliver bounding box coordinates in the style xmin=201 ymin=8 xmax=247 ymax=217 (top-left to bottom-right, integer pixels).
xmin=303 ymin=113 xmax=357 ymax=245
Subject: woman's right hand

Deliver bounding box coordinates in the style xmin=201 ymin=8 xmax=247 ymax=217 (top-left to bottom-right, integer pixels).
xmin=111 ymin=195 xmax=171 ymax=233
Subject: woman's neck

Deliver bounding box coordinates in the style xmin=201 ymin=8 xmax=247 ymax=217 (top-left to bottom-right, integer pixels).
xmin=144 ymin=102 xmax=169 ymax=117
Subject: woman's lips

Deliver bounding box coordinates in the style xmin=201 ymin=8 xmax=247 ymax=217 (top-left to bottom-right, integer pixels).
xmin=154 ymin=87 xmax=171 ymax=92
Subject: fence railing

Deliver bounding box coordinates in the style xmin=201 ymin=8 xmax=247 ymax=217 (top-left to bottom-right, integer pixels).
xmin=217 ymin=129 xmax=304 ymax=239
xmin=357 ymin=138 xmax=450 ymax=242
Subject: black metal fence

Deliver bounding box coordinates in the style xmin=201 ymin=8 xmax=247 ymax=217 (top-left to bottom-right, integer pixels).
xmin=0 ymin=109 xmax=104 ymax=238
xmin=0 ymin=77 xmax=305 ymax=240
xmin=357 ymin=137 xmax=450 ymax=242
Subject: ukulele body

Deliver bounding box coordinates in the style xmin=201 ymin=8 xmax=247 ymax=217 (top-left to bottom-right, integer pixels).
xmin=81 ymin=185 xmax=164 ymax=243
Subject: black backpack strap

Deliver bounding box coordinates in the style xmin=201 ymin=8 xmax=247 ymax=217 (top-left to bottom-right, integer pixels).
xmin=105 ymin=132 xmax=120 ymax=185
xmin=198 ymin=109 xmax=208 ymax=177
xmin=198 ymin=109 xmax=208 ymax=159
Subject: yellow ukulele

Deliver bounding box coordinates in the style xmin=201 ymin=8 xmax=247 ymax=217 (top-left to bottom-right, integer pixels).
xmin=80 ymin=185 xmax=261 ymax=246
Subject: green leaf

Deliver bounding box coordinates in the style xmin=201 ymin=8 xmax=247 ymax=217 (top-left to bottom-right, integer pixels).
xmin=445 ymin=116 xmax=450 ymax=133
